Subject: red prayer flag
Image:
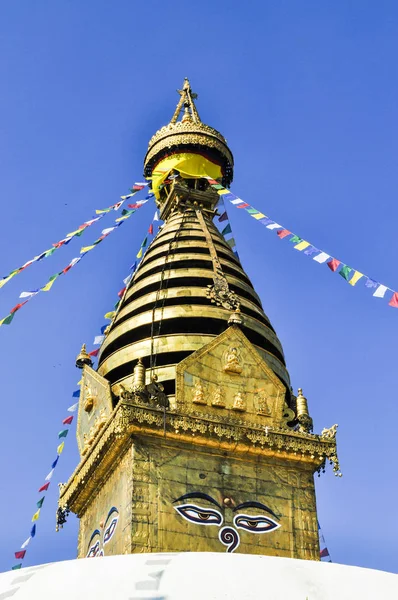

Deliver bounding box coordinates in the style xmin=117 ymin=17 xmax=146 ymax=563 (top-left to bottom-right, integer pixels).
xmin=320 ymin=548 xmax=330 ymax=558
xmin=38 ymin=482 xmax=50 ymax=492
xmin=207 ymin=179 xmax=218 ymax=185
xmin=389 ymin=292 xmax=398 ymax=308
xmin=118 ymin=287 xmax=126 ymax=298
xmin=277 ymin=229 xmax=291 ymax=239
xmin=10 ymin=301 xmax=28 ymax=314
xmin=148 ymin=224 xmax=154 ymax=235
xmin=133 ymin=185 xmax=144 ymax=191
xmin=236 ymin=203 xmax=249 ymax=209
xmin=128 ymin=203 xmax=140 ymax=209
xmin=62 ymin=415 xmax=74 ymax=425
xmin=327 ymin=258 xmax=341 ymax=272
xmin=88 ymin=349 xmax=99 ymax=357
xmin=63 ymin=265 xmax=72 ymax=274
xmin=14 ymin=550 xmax=26 ymax=560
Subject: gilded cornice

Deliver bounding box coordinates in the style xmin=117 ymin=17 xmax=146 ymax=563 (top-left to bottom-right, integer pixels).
xmin=59 ymin=401 xmax=340 ymax=516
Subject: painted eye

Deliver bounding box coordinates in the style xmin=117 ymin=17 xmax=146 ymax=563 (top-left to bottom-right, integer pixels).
xmin=233 ymin=514 xmax=280 ymax=533
xmin=174 ymin=504 xmax=223 ymax=526
xmin=103 ymin=517 xmax=119 ymax=544
xmin=86 ymin=539 xmax=101 ymax=558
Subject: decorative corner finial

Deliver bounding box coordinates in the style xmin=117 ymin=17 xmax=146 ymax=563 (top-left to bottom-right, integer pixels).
xmin=75 ymin=343 xmax=93 ymax=369
xmin=228 ymin=307 xmax=242 ymax=326
xmin=296 ymin=387 xmax=313 ymax=433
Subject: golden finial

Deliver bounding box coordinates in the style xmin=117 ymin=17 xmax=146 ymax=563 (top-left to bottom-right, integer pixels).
xmin=296 ymin=388 xmax=313 ymax=433
xmin=228 ymin=307 xmax=242 ymax=326
xmin=170 ymin=77 xmax=201 ymax=124
xmin=75 ymin=343 xmax=93 ymax=369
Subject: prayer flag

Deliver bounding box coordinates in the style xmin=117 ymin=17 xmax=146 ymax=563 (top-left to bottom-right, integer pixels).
xmin=339 ymin=265 xmax=352 ymax=281
xmin=226 ymin=238 xmax=236 ymax=248
xmin=320 ymin=548 xmax=330 ymax=558
xmin=277 ymin=229 xmax=291 ymax=239
xmin=112 ymin=201 xmax=123 ymax=210
xmin=21 ymin=537 xmax=31 ymax=549
xmin=118 ymin=287 xmax=126 ymax=298
xmin=94 ymin=335 xmax=105 ymax=345
xmin=41 ymin=274 xmax=59 ymax=292
xmin=313 ymin=252 xmax=330 ymax=264
xmin=12 ymin=564 xmax=22 ymax=570
xmin=51 ymin=457 xmax=59 ymax=469
xmin=89 ymin=349 xmax=99 ymax=357
xmin=373 ymin=284 xmax=388 ymax=298
xmin=58 ymin=429 xmax=69 ymax=439
xmin=230 ymin=199 xmax=244 ymax=205
xmin=104 ymin=311 xmax=115 ymax=319
xmin=130 ymin=261 xmax=137 ymax=272
xmin=37 ymin=498 xmax=45 ymax=510
xmin=258 ymin=218 xmax=274 ymax=226
xmin=218 ymin=212 xmax=228 ymax=222
xmin=10 ymin=301 xmax=28 ymax=314
xmin=154 ymin=211 xmax=159 ymax=221
xmin=38 ymin=482 xmax=50 ymax=492
xmin=327 ymin=259 xmax=341 ymax=272
xmin=349 ymin=271 xmax=364 ymax=286
xmin=67 ymin=402 xmax=79 ymax=412
xmin=80 ymin=245 xmax=96 ymax=253
xmin=100 ymin=325 xmax=108 ymax=334
xmin=44 ymin=248 xmax=57 ymax=257
xmin=30 ymin=525 xmax=36 ymax=538
xmin=142 ymin=237 xmax=148 ymax=248
xmin=247 ymin=208 xmax=259 ymax=215
xmin=0 ymin=313 xmax=15 ymax=326
xmin=32 ymin=510 xmax=41 ymax=522
xmin=15 ymin=551 xmax=26 ymax=560
xmin=45 ymin=469 xmax=54 ymax=481
xmin=217 ymin=188 xmax=230 ymax=195
xmin=222 ymin=224 xmax=232 ymax=236
xmin=95 ymin=209 xmax=111 ymax=215
xmin=148 ymin=224 xmax=153 ymax=235
xmin=63 ymin=415 xmax=74 ymax=425
xmin=102 ymin=227 xmax=116 ymax=235
xmin=0 ymin=275 xmax=13 ymax=289
xmin=365 ymin=278 xmax=378 ymax=289
xmin=289 ymin=235 xmax=302 ymax=244
xmin=236 ymin=203 xmax=250 ymax=209
xmin=389 ymin=292 xmax=398 ymax=308
xmin=72 ymin=390 xmax=80 ymax=398
xmin=57 ymin=442 xmax=65 ymax=454
xmin=294 ymin=241 xmax=311 ymax=251
xmin=252 ymin=212 xmax=267 ymax=220
xmin=19 ymin=290 xmax=39 ymax=299
xmin=123 ymin=274 xmax=132 ymax=286
xmin=137 ymin=248 xmax=143 ymax=259
xmin=84 ymin=217 xmax=102 ymax=226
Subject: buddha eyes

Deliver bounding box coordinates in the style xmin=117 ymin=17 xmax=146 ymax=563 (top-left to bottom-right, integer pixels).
xmin=233 ymin=514 xmax=280 ymax=533
xmin=103 ymin=517 xmax=119 ymax=544
xmin=87 ymin=539 xmax=101 ymax=558
xmin=174 ymin=504 xmax=223 ymax=525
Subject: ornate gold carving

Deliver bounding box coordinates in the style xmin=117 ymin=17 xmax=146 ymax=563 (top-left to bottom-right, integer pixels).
xmin=255 ymin=390 xmax=271 ymax=416
xmin=211 ymin=387 xmax=225 ymax=408
xmin=84 ymin=385 xmax=95 ymax=413
xmin=321 ymin=424 xmax=338 ymax=439
xmin=192 ymin=380 xmax=206 ymax=405
xmin=224 ymin=346 xmax=242 ymax=374
xmin=296 ymin=388 xmax=313 ymax=433
xmin=232 ymin=391 xmax=246 ymax=412
xmin=76 ymin=343 xmax=93 ymax=369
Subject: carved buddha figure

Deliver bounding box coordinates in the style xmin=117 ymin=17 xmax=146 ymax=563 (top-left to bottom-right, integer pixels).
xmin=211 ymin=387 xmax=225 ymax=408
xmin=84 ymin=384 xmax=95 ymax=413
xmin=224 ymin=347 xmax=242 ymax=374
xmin=192 ymin=380 xmax=206 ymax=405
xmin=256 ymin=390 xmax=271 ymax=416
xmin=232 ymin=391 xmax=246 ymax=411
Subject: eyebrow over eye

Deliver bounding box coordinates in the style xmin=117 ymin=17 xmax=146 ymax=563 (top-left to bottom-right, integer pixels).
xmin=174 ymin=503 xmax=223 ymax=526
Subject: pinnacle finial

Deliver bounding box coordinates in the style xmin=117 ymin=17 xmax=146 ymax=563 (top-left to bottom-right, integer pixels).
xmin=76 ymin=343 xmax=93 ymax=369
xmin=170 ymin=78 xmax=201 ymax=125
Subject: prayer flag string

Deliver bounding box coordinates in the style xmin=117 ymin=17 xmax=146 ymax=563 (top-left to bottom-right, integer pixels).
xmin=207 ymin=179 xmax=398 ymax=309
xmin=0 ymin=199 xmax=151 ymax=328
xmin=318 ymin=522 xmax=332 ymax=562
xmin=0 ymin=182 xmax=151 ymax=292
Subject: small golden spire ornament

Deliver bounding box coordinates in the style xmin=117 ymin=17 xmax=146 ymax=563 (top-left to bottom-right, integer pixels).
xmin=75 ymin=343 xmax=93 ymax=369
xmin=296 ymin=388 xmax=313 ymax=433
xmin=228 ymin=307 xmax=242 ymax=327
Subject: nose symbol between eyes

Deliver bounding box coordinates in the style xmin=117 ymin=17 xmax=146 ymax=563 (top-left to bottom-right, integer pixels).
xmin=218 ymin=526 xmax=240 ymax=553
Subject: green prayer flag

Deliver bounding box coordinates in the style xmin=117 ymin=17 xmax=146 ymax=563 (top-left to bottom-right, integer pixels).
xmin=75 ymin=229 xmax=85 ymax=237
xmin=45 ymin=248 xmax=57 ymax=257
xmin=226 ymin=238 xmax=236 ymax=248
xmin=2 ymin=313 xmax=15 ymax=325
xmin=289 ymin=235 xmax=302 ymax=243
xmin=339 ymin=265 xmax=352 ymax=281
xmin=58 ymin=429 xmax=69 ymax=439
xmin=12 ymin=564 xmax=22 ymax=570
xmin=142 ymin=237 xmax=148 ymax=248
xmin=222 ymin=224 xmax=232 ymax=236
xmin=212 ymin=184 xmax=223 ymax=190
xmin=114 ymin=300 xmax=120 ymax=310
xmin=246 ymin=208 xmax=259 ymax=215
xmin=37 ymin=497 xmax=45 ymax=509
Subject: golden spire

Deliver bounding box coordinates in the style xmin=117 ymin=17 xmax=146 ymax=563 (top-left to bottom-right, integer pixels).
xmin=75 ymin=343 xmax=93 ymax=369
xmin=170 ymin=77 xmax=201 ymax=124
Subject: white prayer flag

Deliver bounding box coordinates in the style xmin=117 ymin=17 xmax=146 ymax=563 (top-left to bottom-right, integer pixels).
xmin=21 ymin=537 xmax=31 ymax=549
xmin=94 ymin=335 xmax=105 ymax=345
xmin=373 ymin=285 xmax=388 ymax=298
xmin=123 ymin=274 xmax=132 ymax=286
xmin=266 ymin=223 xmax=282 ymax=230
xmin=69 ymin=258 xmax=81 ymax=267
xmin=135 ymin=200 xmax=148 ymax=206
xmin=45 ymin=469 xmax=54 ymax=481
xmin=67 ymin=402 xmax=79 ymax=412
xmin=134 ymin=182 xmax=148 ymax=186
xmin=313 ymin=252 xmax=330 ymax=264
xmin=154 ymin=211 xmax=159 ymax=221
xmin=19 ymin=291 xmax=38 ymax=299
xmin=84 ymin=217 xmax=101 ymax=226
xmin=230 ymin=199 xmax=244 ymax=205
xmin=113 ymin=201 xmax=123 ymax=211
xmin=101 ymin=227 xmax=115 ymax=235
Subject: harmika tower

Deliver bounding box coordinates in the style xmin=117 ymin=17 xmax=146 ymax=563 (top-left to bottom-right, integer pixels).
xmin=58 ymin=79 xmax=339 ymax=559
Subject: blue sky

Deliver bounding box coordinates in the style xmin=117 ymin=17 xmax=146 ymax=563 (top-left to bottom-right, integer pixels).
xmin=0 ymin=0 xmax=397 ymax=574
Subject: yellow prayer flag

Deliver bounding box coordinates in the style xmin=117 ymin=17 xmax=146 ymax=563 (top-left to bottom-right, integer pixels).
xmin=77 ymin=378 xmax=83 ymax=386
xmin=217 ymin=189 xmax=229 ymax=195
xmin=66 ymin=229 xmax=81 ymax=237
xmin=252 ymin=213 xmax=266 ymax=220
xmin=115 ymin=215 xmax=130 ymax=222
xmin=41 ymin=278 xmax=58 ymax=292
xmin=349 ymin=270 xmax=364 ymax=286
xmin=32 ymin=510 xmax=40 ymax=522
xmin=294 ymin=241 xmax=311 ymax=251
xmin=0 ymin=275 xmax=13 ymax=289
xmin=57 ymin=442 xmax=65 ymax=455
xmin=137 ymin=248 xmax=143 ymax=259
xmin=104 ymin=311 xmax=115 ymax=320
xmin=80 ymin=245 xmax=96 ymax=253
xmin=95 ymin=209 xmax=110 ymax=215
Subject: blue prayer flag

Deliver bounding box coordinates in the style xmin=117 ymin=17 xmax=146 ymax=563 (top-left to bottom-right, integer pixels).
xmin=51 ymin=456 xmax=59 ymax=469
xmin=30 ymin=524 xmax=36 ymax=538
xmin=72 ymin=390 xmax=80 ymax=398
xmin=365 ymin=278 xmax=378 ymax=289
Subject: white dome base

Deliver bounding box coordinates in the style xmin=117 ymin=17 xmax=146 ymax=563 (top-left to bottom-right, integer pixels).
xmin=0 ymin=552 xmax=396 ymax=600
